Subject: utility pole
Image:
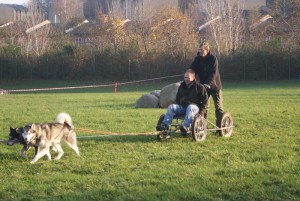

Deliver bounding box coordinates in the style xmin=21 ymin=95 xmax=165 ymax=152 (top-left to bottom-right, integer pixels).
xmin=283 ymin=0 xmax=286 ymax=17
xmin=125 ymin=0 xmax=128 ymax=19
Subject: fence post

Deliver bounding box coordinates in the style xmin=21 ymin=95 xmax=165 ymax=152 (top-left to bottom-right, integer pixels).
xmin=265 ymin=56 xmax=268 ymax=81
xmin=114 ymin=82 xmax=118 ymax=93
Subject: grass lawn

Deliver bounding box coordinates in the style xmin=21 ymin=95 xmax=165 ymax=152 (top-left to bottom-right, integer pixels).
xmin=0 ymin=80 xmax=299 ymax=201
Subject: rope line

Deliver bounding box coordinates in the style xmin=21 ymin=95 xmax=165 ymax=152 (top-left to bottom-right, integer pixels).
xmin=118 ymin=74 xmax=182 ymax=86
xmin=7 ymin=83 xmax=115 ymax=93
xmin=6 ymin=74 xmax=182 ymax=93
xmin=75 ymin=128 xmax=158 ymax=136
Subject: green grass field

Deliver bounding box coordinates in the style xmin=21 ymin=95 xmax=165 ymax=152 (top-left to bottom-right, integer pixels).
xmin=0 ymin=80 xmax=299 ymax=201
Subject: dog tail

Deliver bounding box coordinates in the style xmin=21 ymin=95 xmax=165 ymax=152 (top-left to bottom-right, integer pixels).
xmin=56 ymin=113 xmax=74 ymax=129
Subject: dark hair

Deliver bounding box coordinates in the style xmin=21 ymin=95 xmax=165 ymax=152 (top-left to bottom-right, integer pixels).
xmin=185 ymin=69 xmax=195 ymax=75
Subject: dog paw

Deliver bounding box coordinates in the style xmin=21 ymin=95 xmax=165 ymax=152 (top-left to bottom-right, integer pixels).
xmin=20 ymin=152 xmax=27 ymax=158
xmin=30 ymin=160 xmax=36 ymax=164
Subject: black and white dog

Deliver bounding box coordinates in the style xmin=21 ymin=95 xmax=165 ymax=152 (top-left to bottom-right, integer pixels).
xmin=7 ymin=127 xmax=38 ymax=158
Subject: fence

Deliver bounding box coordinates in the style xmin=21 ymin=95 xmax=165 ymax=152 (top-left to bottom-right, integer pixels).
xmin=220 ymin=51 xmax=300 ymax=81
xmin=0 ymin=50 xmax=299 ymax=81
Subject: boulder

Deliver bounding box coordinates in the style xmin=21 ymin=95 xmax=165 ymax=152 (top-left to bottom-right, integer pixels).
xmin=159 ymin=82 xmax=180 ymax=108
xmin=0 ymin=89 xmax=8 ymax=95
xmin=150 ymin=90 xmax=161 ymax=98
xmin=135 ymin=94 xmax=159 ymax=108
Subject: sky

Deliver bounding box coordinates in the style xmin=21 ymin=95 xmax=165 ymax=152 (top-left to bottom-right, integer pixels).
xmin=0 ymin=0 xmax=28 ymax=5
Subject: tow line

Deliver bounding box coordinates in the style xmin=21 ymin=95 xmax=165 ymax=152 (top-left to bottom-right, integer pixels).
xmin=75 ymin=128 xmax=158 ymax=139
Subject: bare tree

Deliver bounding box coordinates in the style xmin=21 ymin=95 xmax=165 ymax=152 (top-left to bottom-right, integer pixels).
xmin=0 ymin=22 xmax=25 ymax=47
xmin=199 ymin=0 xmax=244 ymax=56
xmin=25 ymin=1 xmax=51 ymax=57
xmin=283 ymin=0 xmax=300 ymax=47
xmin=49 ymin=0 xmax=84 ymax=23
xmin=149 ymin=5 xmax=197 ymax=56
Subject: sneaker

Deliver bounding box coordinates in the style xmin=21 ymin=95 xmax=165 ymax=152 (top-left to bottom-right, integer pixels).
xmin=166 ymin=133 xmax=171 ymax=139
xmin=156 ymin=123 xmax=169 ymax=131
xmin=180 ymin=125 xmax=188 ymax=134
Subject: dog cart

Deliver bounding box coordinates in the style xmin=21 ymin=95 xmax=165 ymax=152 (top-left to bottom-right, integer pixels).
xmin=156 ymin=112 xmax=233 ymax=142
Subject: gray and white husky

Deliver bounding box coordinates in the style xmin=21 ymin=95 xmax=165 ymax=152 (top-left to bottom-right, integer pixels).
xmin=22 ymin=113 xmax=80 ymax=164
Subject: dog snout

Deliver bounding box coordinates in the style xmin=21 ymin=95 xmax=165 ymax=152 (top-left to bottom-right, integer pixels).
xmin=23 ymin=136 xmax=30 ymax=144
xmin=24 ymin=138 xmax=29 ymax=144
xmin=7 ymin=140 xmax=15 ymax=146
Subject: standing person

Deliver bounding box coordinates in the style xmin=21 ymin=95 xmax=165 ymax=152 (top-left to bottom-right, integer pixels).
xmin=156 ymin=69 xmax=208 ymax=134
xmin=190 ymin=42 xmax=224 ymax=131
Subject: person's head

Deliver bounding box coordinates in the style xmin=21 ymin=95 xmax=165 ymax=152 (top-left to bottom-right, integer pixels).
xmin=184 ymin=69 xmax=196 ymax=85
xmin=198 ymin=42 xmax=210 ymax=57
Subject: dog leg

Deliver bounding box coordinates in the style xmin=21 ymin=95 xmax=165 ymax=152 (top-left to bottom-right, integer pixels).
xmin=53 ymin=144 xmax=64 ymax=160
xmin=64 ymin=134 xmax=80 ymax=156
xmin=34 ymin=146 xmax=39 ymax=156
xmin=46 ymin=149 xmax=51 ymax=161
xmin=20 ymin=146 xmax=29 ymax=158
xmin=30 ymin=146 xmax=51 ymax=164
xmin=66 ymin=142 xmax=80 ymax=156
xmin=64 ymin=141 xmax=80 ymax=156
xmin=71 ymin=145 xmax=80 ymax=156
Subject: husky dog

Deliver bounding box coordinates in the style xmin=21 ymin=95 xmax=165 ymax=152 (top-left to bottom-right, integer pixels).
xmin=7 ymin=127 xmax=38 ymax=158
xmin=22 ymin=113 xmax=80 ymax=164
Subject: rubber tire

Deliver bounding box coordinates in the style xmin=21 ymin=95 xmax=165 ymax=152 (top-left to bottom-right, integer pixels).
xmin=191 ymin=114 xmax=207 ymax=142
xmin=157 ymin=114 xmax=166 ymax=141
xmin=157 ymin=114 xmax=165 ymax=127
xmin=220 ymin=112 xmax=233 ymax=137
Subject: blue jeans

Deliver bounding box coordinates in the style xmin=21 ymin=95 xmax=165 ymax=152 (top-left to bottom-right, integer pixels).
xmin=163 ymin=104 xmax=199 ymax=128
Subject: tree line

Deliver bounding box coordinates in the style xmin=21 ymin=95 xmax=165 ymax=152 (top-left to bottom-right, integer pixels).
xmin=0 ymin=0 xmax=299 ymax=81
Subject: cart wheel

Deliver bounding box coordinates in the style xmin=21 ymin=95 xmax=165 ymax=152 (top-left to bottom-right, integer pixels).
xmin=220 ymin=112 xmax=233 ymax=137
xmin=157 ymin=114 xmax=165 ymax=127
xmin=191 ymin=114 xmax=207 ymax=142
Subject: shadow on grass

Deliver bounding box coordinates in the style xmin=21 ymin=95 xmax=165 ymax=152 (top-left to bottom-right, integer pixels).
xmin=78 ymin=135 xmax=159 ymax=143
xmin=77 ymin=133 xmax=191 ymax=143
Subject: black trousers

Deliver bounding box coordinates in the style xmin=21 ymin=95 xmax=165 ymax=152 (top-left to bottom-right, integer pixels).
xmin=207 ymin=89 xmax=224 ymax=127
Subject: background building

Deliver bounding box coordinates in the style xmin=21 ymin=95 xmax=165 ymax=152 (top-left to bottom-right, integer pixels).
xmin=0 ymin=4 xmax=28 ymax=24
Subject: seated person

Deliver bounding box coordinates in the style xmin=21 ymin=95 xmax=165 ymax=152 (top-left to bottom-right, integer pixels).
xmin=156 ymin=69 xmax=208 ymax=133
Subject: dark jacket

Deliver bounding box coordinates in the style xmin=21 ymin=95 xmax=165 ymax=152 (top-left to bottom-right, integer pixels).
xmin=176 ymin=81 xmax=208 ymax=115
xmin=190 ymin=52 xmax=222 ymax=91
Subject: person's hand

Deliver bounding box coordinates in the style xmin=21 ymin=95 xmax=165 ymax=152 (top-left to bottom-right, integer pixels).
xmin=204 ymin=84 xmax=210 ymax=89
